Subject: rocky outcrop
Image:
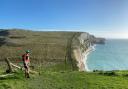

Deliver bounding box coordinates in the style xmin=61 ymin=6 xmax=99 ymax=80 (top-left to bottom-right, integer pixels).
xmin=70 ymin=32 xmax=95 ymax=71
xmin=70 ymin=33 xmax=106 ymax=71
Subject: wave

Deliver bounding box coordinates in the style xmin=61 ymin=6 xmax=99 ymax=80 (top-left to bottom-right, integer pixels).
xmin=84 ymin=45 xmax=96 ymax=71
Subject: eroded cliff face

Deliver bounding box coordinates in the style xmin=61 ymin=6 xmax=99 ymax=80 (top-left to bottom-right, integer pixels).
xmin=71 ymin=32 xmax=95 ymax=71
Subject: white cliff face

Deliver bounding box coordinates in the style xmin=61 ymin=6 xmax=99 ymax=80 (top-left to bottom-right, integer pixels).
xmin=78 ymin=33 xmax=88 ymax=45
xmin=73 ymin=48 xmax=85 ymax=71
xmin=72 ymin=32 xmax=94 ymax=71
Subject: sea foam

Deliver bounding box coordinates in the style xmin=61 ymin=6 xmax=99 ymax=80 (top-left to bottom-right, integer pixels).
xmin=84 ymin=45 xmax=96 ymax=71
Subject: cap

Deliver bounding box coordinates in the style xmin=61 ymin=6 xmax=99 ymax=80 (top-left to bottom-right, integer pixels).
xmin=26 ymin=50 xmax=30 ymax=53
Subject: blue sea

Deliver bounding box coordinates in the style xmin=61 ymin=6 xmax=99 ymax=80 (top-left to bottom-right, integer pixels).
xmin=87 ymin=39 xmax=128 ymax=71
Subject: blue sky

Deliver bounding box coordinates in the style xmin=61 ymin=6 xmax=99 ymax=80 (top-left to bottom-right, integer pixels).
xmin=0 ymin=0 xmax=128 ymax=38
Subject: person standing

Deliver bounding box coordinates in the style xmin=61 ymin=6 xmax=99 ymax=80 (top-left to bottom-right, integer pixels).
xmin=22 ymin=50 xmax=30 ymax=78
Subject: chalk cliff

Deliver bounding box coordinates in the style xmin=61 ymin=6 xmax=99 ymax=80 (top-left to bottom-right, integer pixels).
xmin=70 ymin=32 xmax=95 ymax=71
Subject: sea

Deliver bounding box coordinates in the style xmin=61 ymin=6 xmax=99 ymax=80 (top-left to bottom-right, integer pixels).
xmin=86 ymin=39 xmax=128 ymax=71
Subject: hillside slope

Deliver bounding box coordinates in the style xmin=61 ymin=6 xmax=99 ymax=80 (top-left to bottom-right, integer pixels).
xmin=0 ymin=29 xmax=97 ymax=71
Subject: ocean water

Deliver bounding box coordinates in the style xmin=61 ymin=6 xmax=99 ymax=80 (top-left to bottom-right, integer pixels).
xmin=87 ymin=39 xmax=128 ymax=71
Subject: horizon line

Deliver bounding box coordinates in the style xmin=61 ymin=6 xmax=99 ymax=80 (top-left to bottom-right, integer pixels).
xmin=0 ymin=28 xmax=128 ymax=39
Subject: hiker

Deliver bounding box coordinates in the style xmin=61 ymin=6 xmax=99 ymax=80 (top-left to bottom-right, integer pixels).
xmin=22 ymin=50 xmax=30 ymax=78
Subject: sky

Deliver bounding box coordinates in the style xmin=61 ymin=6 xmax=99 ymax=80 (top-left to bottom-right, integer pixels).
xmin=0 ymin=0 xmax=128 ymax=38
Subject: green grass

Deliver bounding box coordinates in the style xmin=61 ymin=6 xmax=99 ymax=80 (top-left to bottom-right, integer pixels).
xmin=1 ymin=64 xmax=128 ymax=89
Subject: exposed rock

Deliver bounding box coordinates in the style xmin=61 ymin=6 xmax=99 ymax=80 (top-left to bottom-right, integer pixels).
xmin=71 ymin=32 xmax=95 ymax=71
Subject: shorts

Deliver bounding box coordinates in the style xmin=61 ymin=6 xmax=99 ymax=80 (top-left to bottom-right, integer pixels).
xmin=24 ymin=65 xmax=28 ymax=69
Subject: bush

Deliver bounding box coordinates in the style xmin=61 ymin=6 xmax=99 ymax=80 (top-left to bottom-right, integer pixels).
xmin=98 ymin=71 xmax=117 ymax=76
xmin=103 ymin=71 xmax=117 ymax=76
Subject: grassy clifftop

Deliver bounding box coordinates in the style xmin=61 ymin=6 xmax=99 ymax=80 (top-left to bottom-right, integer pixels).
xmin=0 ymin=29 xmax=88 ymax=70
xmin=0 ymin=29 xmax=73 ymax=60
xmin=0 ymin=29 xmax=104 ymax=70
